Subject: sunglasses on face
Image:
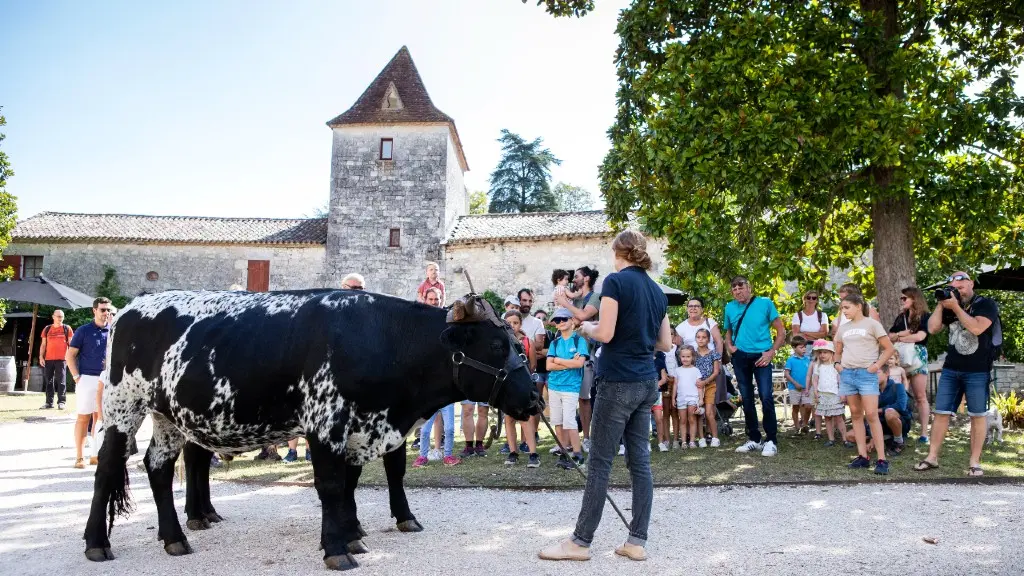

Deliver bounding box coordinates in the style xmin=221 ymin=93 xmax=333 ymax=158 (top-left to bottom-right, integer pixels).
xmin=946 ymin=274 xmax=970 ymax=283
xmin=805 ymin=295 xmax=818 ymax=300
xmin=554 ymin=318 xmax=571 ymax=324
xmin=687 ymin=304 xmax=702 ymax=308
xmin=731 ymin=283 xmax=747 ymax=289
xmin=346 ymin=285 xmax=364 ymax=290
xmin=98 ymin=308 xmax=112 ymax=312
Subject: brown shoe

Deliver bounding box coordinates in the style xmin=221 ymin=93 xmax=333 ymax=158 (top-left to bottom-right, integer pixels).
xmin=74 ymin=458 xmax=85 ymax=469
xmin=614 ymin=543 xmax=648 ymax=561
xmin=89 ymin=456 xmax=99 ymax=466
xmin=538 ymin=539 xmax=591 ymax=561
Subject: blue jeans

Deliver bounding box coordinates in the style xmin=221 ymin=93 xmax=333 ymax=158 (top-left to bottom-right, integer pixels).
xmin=419 ymin=404 xmax=455 ymax=457
xmin=934 ymin=369 xmax=990 ymax=417
xmin=732 ymin=350 xmax=777 ymax=444
xmin=572 ymin=378 xmax=659 ymax=548
xmin=839 ymin=367 xmax=880 ymax=396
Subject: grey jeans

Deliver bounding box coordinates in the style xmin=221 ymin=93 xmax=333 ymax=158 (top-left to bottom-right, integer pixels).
xmin=572 ymin=377 xmax=659 ymax=547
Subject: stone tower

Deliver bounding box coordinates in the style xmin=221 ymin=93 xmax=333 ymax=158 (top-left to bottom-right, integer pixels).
xmin=325 ymin=46 xmax=469 ymax=298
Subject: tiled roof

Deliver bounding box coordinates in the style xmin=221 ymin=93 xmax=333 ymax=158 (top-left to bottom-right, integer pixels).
xmin=328 ymin=46 xmax=454 ymax=127
xmin=326 ymin=46 xmax=469 ymax=171
xmin=446 ymin=211 xmax=616 ymax=244
xmin=12 ymin=212 xmax=328 ymax=245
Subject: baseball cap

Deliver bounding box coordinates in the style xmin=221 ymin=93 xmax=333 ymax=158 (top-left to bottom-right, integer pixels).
xmin=504 ymin=295 xmax=520 ymax=307
xmin=551 ymin=307 xmax=573 ymax=321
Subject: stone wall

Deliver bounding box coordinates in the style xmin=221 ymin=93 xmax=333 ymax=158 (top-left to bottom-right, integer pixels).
xmin=443 ymin=236 xmax=669 ymax=311
xmin=5 ymin=242 xmax=326 ymax=295
xmin=443 ymin=132 xmax=468 ymax=240
xmin=326 ymin=124 xmax=459 ymax=298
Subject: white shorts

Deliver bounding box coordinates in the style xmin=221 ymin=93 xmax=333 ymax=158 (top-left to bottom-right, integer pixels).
xmin=76 ymin=374 xmax=101 ymax=415
xmin=548 ymin=390 xmax=580 ymax=430
xmin=676 ymin=395 xmax=699 ymax=410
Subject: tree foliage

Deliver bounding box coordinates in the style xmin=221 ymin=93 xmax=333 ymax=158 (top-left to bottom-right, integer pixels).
xmin=586 ymin=1 xmax=1023 ymax=324
xmin=0 ymin=108 xmax=19 ymax=327
xmin=488 ymin=129 xmax=561 ymax=213
xmin=552 ymin=182 xmax=594 ymax=212
xmin=58 ymin=267 xmax=130 ymax=329
xmin=469 ymin=190 xmax=489 ymax=214
xmin=526 ymin=0 xmax=593 ymax=17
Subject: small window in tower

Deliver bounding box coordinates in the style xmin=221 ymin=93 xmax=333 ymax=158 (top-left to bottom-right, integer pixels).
xmin=388 ymin=228 xmax=401 ymax=248
xmin=380 ymin=138 xmax=393 ymax=160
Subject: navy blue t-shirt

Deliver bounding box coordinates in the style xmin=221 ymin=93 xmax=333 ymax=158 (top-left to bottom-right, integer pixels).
xmin=69 ymin=321 xmax=109 ymax=376
xmin=596 ymin=266 xmax=668 ymax=382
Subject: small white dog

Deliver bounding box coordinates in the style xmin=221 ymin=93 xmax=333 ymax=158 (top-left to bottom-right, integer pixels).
xmin=985 ymin=406 xmax=1004 ymax=444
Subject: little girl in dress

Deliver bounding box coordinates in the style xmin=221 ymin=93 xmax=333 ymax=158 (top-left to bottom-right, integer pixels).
xmin=551 ymin=269 xmax=582 ymax=301
xmin=810 ymin=339 xmax=849 ymax=447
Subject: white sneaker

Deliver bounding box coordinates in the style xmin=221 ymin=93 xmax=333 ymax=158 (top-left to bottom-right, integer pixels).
xmin=761 ymin=441 xmax=778 ymax=457
xmin=549 ymin=446 xmax=562 ymax=455
xmin=582 ymin=438 xmax=591 ymax=453
xmin=688 ymin=441 xmax=697 ymax=449
xmin=618 ymin=445 xmax=626 ymax=456
xmin=698 ymin=438 xmax=707 ymax=448
xmin=427 ymin=448 xmax=442 ymax=462
xmin=735 ymin=440 xmax=763 ymax=453
xmin=658 ymin=442 xmax=668 ymax=452
xmin=710 ymin=438 xmax=721 ymax=448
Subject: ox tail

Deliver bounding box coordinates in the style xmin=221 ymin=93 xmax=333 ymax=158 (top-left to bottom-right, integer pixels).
xmin=103 ymin=429 xmax=136 ymax=536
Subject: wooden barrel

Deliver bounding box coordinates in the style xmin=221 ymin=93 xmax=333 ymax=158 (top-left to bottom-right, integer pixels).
xmin=0 ymin=356 xmax=16 ymax=393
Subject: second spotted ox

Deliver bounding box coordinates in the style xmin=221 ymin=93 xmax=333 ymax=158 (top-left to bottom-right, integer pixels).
xmin=83 ymin=289 xmax=539 ymax=571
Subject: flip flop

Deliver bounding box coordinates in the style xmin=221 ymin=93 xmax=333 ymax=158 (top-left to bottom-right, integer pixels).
xmin=967 ymin=466 xmax=984 ymax=477
xmin=914 ymin=460 xmax=939 ymax=471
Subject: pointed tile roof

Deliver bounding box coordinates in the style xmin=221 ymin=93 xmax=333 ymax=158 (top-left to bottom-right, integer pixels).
xmin=327 ymin=46 xmax=469 ymax=170
xmin=445 ymin=211 xmax=619 ymax=244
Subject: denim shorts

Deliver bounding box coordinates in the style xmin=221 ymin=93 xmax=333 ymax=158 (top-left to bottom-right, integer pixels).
xmin=460 ymin=400 xmax=488 ymax=407
xmin=839 ymin=367 xmax=879 ymax=396
xmin=934 ymin=369 xmax=990 ymax=417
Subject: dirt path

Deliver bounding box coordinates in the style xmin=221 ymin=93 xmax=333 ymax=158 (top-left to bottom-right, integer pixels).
xmin=1 ymin=418 xmax=1021 ymax=575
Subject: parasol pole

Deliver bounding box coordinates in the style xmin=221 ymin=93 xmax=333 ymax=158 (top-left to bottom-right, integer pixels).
xmin=22 ymin=304 xmax=38 ymax=391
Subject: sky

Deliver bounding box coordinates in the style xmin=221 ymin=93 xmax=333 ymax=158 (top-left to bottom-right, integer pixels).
xmin=1 ymin=0 xmax=629 ymax=220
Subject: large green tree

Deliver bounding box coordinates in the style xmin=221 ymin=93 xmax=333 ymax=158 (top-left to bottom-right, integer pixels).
xmin=488 ymin=129 xmax=561 ymax=213
xmin=0 ymin=108 xmax=19 ymax=325
xmin=469 ymin=190 xmax=489 ymax=214
xmin=540 ymin=1 xmax=1024 ymax=324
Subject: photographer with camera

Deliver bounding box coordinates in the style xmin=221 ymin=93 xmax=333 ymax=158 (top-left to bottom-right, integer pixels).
xmin=915 ymin=272 xmax=1000 ymax=477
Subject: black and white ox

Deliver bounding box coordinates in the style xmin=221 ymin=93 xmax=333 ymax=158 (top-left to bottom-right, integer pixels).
xmin=83 ymin=289 xmax=539 ymax=571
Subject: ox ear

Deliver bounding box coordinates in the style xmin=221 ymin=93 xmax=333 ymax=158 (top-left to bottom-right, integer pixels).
xmin=440 ymin=325 xmax=469 ymax=350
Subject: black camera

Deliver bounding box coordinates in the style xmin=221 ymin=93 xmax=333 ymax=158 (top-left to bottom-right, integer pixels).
xmin=934 ymin=286 xmax=961 ymax=302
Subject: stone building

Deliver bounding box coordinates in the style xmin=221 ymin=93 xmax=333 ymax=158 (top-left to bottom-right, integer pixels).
xmin=5 ymin=46 xmax=665 ymax=308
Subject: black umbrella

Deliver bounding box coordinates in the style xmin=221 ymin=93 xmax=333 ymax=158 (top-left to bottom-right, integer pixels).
xmin=0 ymin=275 xmax=95 ymax=389
xmin=977 ymin=266 xmax=1024 ymax=292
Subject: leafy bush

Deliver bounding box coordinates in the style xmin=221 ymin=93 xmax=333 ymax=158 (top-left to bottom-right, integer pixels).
xmin=481 ymin=290 xmax=505 ymax=315
xmin=991 ymin=390 xmax=1024 ymax=429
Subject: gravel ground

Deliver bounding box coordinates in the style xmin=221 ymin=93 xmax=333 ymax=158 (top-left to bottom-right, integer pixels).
xmin=2 ymin=417 xmax=1022 ymax=576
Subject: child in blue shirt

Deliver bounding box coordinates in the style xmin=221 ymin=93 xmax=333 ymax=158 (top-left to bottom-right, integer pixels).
xmin=784 ymin=335 xmax=814 ymax=435
xmin=546 ymin=308 xmax=590 ymax=468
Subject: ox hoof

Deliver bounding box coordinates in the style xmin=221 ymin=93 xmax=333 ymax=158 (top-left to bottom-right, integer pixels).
xmin=346 ymin=539 xmax=369 ymax=555
xmin=324 ymin=553 xmax=359 ymax=571
xmin=204 ymin=511 xmax=224 ymax=523
xmin=164 ymin=541 xmax=193 ymax=556
xmin=397 ymin=519 xmax=423 ymax=533
xmin=85 ymin=547 xmax=115 ymax=562
xmin=357 ymin=524 xmax=368 ymax=538
xmin=186 ymin=518 xmax=211 ymax=531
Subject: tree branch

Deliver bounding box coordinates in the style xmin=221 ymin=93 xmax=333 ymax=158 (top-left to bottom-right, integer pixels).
xmin=901 ymin=0 xmax=930 ymax=49
xmin=964 ymin=143 xmax=1017 ymax=167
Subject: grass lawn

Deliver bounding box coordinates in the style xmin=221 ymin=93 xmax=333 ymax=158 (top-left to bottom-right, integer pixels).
xmin=0 ymin=392 xmax=77 ymax=423
xmin=210 ymin=416 xmax=1024 ymax=488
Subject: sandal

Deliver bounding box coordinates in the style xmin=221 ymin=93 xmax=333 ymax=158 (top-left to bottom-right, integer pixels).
xmin=967 ymin=466 xmax=984 ymax=477
xmin=914 ymin=460 xmax=939 ymax=471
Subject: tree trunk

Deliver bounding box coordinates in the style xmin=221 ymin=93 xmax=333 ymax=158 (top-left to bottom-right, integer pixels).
xmin=871 ymin=188 xmax=916 ymax=327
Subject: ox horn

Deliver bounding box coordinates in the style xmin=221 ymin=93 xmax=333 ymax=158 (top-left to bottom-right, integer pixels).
xmin=462 ymin=268 xmax=477 ymax=295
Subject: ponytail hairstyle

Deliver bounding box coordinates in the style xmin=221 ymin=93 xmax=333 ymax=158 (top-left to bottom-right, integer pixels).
xmin=841 ymin=293 xmax=869 ymax=318
xmin=611 ymin=230 xmax=653 ymax=270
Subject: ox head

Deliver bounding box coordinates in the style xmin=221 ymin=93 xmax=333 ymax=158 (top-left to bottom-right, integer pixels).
xmin=441 ymin=294 xmax=541 ymax=421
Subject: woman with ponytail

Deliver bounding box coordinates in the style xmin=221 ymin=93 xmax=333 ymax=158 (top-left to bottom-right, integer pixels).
xmin=540 ymin=230 xmax=671 ymax=563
